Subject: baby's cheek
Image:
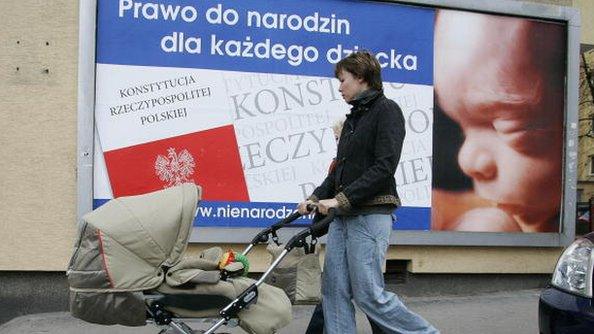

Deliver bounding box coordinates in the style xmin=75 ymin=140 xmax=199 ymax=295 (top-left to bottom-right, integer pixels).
xmin=503 ymin=130 xmax=560 ymax=156
xmin=503 ymin=149 xmax=561 ymax=193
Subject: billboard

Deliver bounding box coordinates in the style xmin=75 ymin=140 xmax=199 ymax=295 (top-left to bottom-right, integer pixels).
xmin=431 ymin=10 xmax=566 ymax=233
xmin=89 ymin=0 xmax=575 ymax=242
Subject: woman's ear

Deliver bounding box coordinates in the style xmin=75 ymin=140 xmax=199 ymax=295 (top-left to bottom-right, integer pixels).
xmin=357 ymin=77 xmax=369 ymax=89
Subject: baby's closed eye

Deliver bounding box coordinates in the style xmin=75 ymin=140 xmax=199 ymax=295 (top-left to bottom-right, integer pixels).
xmin=492 ymin=118 xmax=554 ymax=154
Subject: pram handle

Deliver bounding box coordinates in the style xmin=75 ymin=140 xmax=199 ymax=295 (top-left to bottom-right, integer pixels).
xmin=242 ymin=204 xmax=316 ymax=256
xmin=207 ymin=207 xmax=335 ymax=334
xmin=284 ymin=208 xmax=336 ymax=252
xmin=311 ymin=207 xmax=336 ymax=237
xmin=268 ymin=204 xmax=317 ymax=231
xmin=212 ymin=208 xmax=336 ymax=334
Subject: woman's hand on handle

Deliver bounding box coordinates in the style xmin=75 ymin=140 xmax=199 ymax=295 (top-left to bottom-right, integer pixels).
xmin=317 ymin=198 xmax=339 ymax=215
xmin=297 ymin=200 xmax=315 ymax=215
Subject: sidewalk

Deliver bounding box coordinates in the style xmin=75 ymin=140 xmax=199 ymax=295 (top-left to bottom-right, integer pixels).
xmin=0 ymin=289 xmax=541 ymax=333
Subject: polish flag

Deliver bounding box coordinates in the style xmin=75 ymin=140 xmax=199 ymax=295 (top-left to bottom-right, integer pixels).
xmin=103 ymin=125 xmax=249 ymax=201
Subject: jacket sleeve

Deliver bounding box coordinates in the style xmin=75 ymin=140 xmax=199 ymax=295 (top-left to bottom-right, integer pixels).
xmin=336 ymin=100 xmax=405 ymax=209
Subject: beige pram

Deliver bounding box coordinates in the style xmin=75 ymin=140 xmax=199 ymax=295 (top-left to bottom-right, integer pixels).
xmin=66 ymin=183 xmax=333 ymax=334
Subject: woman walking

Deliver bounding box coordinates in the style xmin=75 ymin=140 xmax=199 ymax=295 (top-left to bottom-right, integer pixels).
xmin=298 ymin=51 xmax=438 ymax=334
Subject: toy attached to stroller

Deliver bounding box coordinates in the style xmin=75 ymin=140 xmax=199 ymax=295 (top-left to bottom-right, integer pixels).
xmin=66 ymin=184 xmax=334 ymax=334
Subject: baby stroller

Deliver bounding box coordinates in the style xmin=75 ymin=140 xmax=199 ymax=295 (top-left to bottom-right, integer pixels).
xmin=66 ymin=183 xmax=333 ymax=334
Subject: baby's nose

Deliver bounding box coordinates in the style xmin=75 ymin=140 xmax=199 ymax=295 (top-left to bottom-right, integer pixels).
xmin=458 ymin=136 xmax=497 ymax=181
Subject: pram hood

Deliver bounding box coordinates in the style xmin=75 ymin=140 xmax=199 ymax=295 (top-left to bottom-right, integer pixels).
xmin=69 ymin=183 xmax=200 ymax=292
xmin=68 ymin=183 xmax=293 ymax=332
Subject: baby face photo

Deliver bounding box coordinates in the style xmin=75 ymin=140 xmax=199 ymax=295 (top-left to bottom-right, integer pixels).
xmin=431 ymin=9 xmax=566 ymax=233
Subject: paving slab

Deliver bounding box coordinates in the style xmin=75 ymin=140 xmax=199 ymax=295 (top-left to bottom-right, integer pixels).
xmin=0 ymin=289 xmax=541 ymax=334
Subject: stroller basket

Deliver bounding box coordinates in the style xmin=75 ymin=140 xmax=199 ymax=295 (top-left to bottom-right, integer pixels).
xmin=66 ymin=184 xmax=334 ymax=334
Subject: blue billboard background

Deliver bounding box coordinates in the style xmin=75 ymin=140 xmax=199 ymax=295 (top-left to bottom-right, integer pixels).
xmin=97 ymin=0 xmax=434 ymax=85
xmin=94 ymin=0 xmax=435 ymax=231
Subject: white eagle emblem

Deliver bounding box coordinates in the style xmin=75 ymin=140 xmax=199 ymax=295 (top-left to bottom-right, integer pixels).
xmin=155 ymin=147 xmax=196 ymax=188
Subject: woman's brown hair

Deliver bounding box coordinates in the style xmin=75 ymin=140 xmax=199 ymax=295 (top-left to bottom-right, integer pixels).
xmin=335 ymin=51 xmax=383 ymax=91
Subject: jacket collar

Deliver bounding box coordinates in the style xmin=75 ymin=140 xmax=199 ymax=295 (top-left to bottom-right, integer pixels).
xmin=348 ymin=89 xmax=382 ymax=116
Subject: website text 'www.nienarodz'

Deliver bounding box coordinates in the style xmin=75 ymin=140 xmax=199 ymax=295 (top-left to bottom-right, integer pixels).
xmin=196 ymin=204 xmax=313 ymax=220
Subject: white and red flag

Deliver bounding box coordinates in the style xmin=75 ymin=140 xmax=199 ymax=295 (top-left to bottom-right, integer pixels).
xmin=103 ymin=125 xmax=248 ymax=200
xmin=95 ymin=65 xmax=249 ymax=201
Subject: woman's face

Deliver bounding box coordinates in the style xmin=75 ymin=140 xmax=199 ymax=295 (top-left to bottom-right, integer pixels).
xmin=337 ymin=69 xmax=368 ymax=102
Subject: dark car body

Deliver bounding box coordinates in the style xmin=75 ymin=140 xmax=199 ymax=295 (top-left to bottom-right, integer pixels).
xmin=539 ymin=232 xmax=594 ymax=334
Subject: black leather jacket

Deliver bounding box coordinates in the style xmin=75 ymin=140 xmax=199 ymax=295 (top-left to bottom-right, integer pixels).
xmin=310 ymin=89 xmax=405 ymax=215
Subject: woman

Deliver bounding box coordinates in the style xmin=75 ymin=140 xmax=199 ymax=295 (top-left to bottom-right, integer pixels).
xmin=298 ymin=51 xmax=438 ymax=334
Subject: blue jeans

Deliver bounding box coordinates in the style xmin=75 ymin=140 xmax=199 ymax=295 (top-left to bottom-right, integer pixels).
xmin=322 ymin=214 xmax=439 ymax=334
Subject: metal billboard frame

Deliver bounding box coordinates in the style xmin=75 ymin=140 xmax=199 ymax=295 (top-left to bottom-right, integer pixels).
xmin=77 ymin=0 xmax=580 ymax=247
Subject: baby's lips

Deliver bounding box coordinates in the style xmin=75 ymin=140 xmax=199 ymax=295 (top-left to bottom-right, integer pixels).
xmin=496 ymin=202 xmax=525 ymax=215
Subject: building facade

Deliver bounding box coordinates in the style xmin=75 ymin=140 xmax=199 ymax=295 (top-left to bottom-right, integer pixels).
xmin=1 ymin=0 xmax=593 ymax=278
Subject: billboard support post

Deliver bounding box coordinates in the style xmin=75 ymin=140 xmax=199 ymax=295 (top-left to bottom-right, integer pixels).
xmin=77 ymin=0 xmax=97 ymax=228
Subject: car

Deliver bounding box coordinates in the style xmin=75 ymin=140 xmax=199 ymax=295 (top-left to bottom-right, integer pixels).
xmin=539 ymin=232 xmax=594 ymax=333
